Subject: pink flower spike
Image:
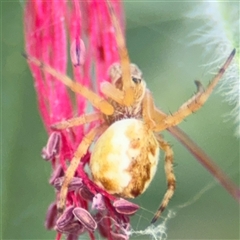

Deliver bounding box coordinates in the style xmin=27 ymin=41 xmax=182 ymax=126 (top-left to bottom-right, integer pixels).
xmin=24 ymin=0 xmax=128 ymax=239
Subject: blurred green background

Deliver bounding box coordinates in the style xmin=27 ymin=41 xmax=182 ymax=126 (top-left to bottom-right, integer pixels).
xmin=2 ymin=1 xmax=239 ymax=240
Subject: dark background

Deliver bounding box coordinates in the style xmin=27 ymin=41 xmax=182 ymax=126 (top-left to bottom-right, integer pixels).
xmin=2 ymin=1 xmax=239 ymax=239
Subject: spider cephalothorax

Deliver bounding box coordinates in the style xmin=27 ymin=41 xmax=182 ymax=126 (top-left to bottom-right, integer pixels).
xmin=104 ymin=63 xmax=146 ymax=123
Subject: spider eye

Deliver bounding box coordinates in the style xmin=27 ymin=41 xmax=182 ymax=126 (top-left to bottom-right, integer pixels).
xmin=132 ymin=77 xmax=141 ymax=84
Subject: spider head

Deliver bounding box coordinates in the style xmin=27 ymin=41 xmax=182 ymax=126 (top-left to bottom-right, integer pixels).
xmin=108 ymin=63 xmax=146 ymax=104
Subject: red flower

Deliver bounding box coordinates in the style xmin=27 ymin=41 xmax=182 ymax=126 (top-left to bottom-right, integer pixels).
xmin=24 ymin=1 xmax=136 ymax=239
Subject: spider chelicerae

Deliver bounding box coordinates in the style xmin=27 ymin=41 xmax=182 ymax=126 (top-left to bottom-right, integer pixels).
xmin=25 ymin=0 xmax=236 ymax=224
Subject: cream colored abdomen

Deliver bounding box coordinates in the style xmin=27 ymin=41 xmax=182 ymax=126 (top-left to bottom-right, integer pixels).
xmin=90 ymin=118 xmax=160 ymax=198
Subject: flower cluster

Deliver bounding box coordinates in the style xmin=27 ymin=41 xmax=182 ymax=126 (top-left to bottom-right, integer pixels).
xmin=24 ymin=1 xmax=139 ymax=239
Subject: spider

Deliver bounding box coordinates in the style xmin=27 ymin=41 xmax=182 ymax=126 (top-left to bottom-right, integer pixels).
xmin=25 ymin=0 xmax=236 ymax=224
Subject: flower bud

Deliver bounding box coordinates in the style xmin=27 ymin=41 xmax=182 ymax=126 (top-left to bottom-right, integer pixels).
xmin=73 ymin=207 xmax=97 ymax=232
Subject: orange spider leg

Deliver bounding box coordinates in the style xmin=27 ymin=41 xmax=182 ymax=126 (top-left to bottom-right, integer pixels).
xmin=24 ymin=54 xmax=114 ymax=115
xmin=58 ymin=124 xmax=107 ymax=214
xmin=154 ymin=49 xmax=236 ymax=131
xmin=168 ymin=125 xmax=240 ymax=203
xmin=143 ymin=90 xmax=176 ymax=223
xmin=143 ymin=90 xmax=163 ymax=121
xmin=100 ymin=81 xmax=125 ymax=105
xmin=151 ymin=135 xmax=175 ymax=224
xmin=106 ymin=0 xmax=134 ymax=106
xmin=51 ymin=112 xmax=103 ymax=130
xmin=142 ymin=90 xmax=156 ymax=129
xmin=152 ymin=81 xmax=204 ymax=122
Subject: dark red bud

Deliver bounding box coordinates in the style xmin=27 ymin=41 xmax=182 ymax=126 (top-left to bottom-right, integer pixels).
xmin=45 ymin=202 xmax=57 ymax=229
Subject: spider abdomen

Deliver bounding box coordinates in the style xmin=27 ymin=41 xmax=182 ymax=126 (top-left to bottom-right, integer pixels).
xmin=90 ymin=118 xmax=160 ymax=198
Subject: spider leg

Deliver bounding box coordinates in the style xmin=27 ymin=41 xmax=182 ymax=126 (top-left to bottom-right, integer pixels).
xmin=145 ymin=87 xmax=239 ymax=219
xmin=106 ymin=0 xmax=134 ymax=106
xmin=154 ymin=49 xmax=236 ymax=131
xmin=142 ymin=91 xmax=175 ymax=223
xmin=23 ymin=54 xmax=114 ymax=115
xmin=100 ymin=81 xmax=125 ymax=105
xmin=151 ymin=135 xmax=176 ymax=224
xmin=51 ymin=112 xmax=102 ymax=130
xmin=58 ymin=125 xmax=107 ymax=214
xmin=142 ymin=90 xmax=156 ymax=129
xmin=150 ymin=100 xmax=240 ymax=204
xmin=168 ymin=125 xmax=240 ymax=203
xmin=143 ymin=89 xmax=166 ymax=120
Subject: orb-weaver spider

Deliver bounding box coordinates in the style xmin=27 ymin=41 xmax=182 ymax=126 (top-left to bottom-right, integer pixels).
xmin=25 ymin=0 xmax=236 ymax=224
